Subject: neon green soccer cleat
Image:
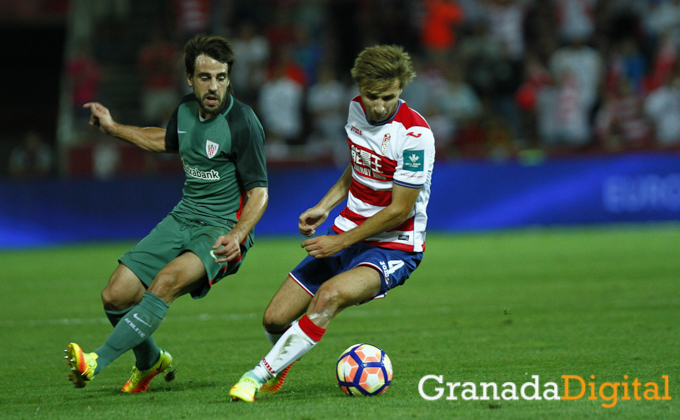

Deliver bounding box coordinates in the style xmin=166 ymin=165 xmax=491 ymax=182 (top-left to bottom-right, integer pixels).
xmin=121 ymin=349 xmax=173 ymax=393
xmin=259 ymin=361 xmax=296 ymax=395
xmin=65 ymin=343 xmax=97 ymax=388
xmin=229 ymin=372 xmax=263 ymax=402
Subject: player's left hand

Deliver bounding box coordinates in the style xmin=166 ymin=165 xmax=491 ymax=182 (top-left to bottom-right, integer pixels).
xmin=211 ymin=234 xmax=241 ymax=263
xmin=301 ymin=235 xmax=345 ymax=258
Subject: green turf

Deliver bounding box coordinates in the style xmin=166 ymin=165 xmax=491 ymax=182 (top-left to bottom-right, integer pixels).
xmin=0 ymin=225 xmax=678 ymax=419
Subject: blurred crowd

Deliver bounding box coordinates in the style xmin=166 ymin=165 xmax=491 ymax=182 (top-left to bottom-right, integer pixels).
xmin=0 ymin=0 xmax=67 ymax=18
xmin=51 ymin=0 xmax=680 ymax=177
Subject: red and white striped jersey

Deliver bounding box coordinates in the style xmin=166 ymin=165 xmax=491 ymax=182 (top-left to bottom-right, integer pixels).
xmin=332 ymin=96 xmax=435 ymax=252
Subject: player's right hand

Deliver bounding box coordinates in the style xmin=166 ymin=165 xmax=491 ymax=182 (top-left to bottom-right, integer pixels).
xmin=83 ymin=102 xmax=115 ymax=135
xmin=299 ymin=207 xmax=328 ymax=237
xmin=211 ymin=233 xmax=241 ymax=264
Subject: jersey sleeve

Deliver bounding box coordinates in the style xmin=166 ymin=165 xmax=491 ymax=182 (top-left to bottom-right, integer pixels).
xmin=164 ymin=106 xmax=180 ymax=152
xmin=393 ymin=128 xmax=435 ymax=189
xmin=232 ymin=106 xmax=268 ymax=190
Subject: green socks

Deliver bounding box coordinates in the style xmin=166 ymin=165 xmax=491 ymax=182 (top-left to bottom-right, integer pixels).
xmin=94 ymin=293 xmax=168 ymax=375
xmin=105 ymin=308 xmax=162 ymax=371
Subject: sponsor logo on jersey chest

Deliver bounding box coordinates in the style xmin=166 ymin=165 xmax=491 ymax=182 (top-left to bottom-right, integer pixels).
xmin=351 ymin=143 xmax=387 ymax=180
xmin=206 ymin=140 xmax=219 ymax=159
xmin=182 ymin=159 xmax=220 ymax=180
xmin=351 ymin=126 xmax=362 ymax=136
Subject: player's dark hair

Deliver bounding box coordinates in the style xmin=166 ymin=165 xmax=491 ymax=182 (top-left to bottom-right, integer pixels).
xmin=184 ymin=34 xmax=236 ymax=78
xmin=351 ymin=45 xmax=416 ymax=92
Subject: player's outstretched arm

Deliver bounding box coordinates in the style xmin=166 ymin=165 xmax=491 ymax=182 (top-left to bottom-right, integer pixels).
xmin=212 ymin=187 xmax=268 ymax=263
xmin=299 ymin=165 xmax=353 ymax=237
xmin=84 ymin=102 xmax=168 ymax=152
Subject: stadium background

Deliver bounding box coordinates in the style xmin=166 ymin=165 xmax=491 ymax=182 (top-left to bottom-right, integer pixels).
xmin=1 ymin=0 xmax=679 ymax=247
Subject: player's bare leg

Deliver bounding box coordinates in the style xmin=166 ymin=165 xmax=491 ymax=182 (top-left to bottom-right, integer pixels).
xmin=263 ymin=276 xmax=313 ymax=331
xmin=304 ymin=266 xmax=382 ymax=328
xmin=230 ymin=267 xmax=382 ymax=401
xmin=96 ymin=263 xmax=170 ymax=390
xmin=257 ymin=276 xmax=312 ymax=394
xmin=120 ymin=252 xmax=208 ymax=392
xmin=68 ymin=252 xmax=207 ymax=390
xmin=101 ymin=264 xmax=147 ymax=311
xmin=147 ymin=252 xmax=209 ymax=304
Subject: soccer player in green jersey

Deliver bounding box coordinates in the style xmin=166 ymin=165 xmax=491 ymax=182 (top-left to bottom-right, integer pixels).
xmin=65 ymin=34 xmax=268 ymax=393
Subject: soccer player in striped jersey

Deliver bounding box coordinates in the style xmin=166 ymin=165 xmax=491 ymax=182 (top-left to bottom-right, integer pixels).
xmin=230 ymin=44 xmax=434 ymax=402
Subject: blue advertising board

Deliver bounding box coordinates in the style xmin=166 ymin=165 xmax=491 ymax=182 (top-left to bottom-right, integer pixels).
xmin=0 ymin=153 xmax=678 ymax=248
xmin=428 ymin=153 xmax=680 ymax=230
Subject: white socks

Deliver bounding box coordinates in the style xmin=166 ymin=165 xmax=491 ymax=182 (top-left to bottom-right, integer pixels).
xmin=252 ymin=315 xmax=326 ymax=383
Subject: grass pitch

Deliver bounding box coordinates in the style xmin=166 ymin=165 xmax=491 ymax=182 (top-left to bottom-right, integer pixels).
xmin=0 ymin=225 xmax=678 ymax=419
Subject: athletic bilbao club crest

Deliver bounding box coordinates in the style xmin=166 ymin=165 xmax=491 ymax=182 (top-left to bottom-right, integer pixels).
xmin=381 ymin=133 xmax=391 ymax=154
xmin=206 ymin=140 xmax=219 ymax=159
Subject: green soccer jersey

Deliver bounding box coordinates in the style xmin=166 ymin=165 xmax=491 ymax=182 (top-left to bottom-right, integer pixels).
xmin=164 ymin=93 xmax=267 ymax=248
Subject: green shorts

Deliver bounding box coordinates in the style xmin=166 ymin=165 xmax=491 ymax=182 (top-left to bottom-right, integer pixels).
xmin=119 ymin=212 xmax=246 ymax=299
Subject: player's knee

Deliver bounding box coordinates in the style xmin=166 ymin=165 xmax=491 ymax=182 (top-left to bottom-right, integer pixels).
xmin=101 ymin=285 xmax=132 ymax=311
xmin=314 ymin=286 xmax=343 ymax=312
xmin=103 ymin=265 xmax=146 ymax=310
xmin=262 ymin=308 xmax=289 ymax=331
xmin=101 ymin=287 xmax=115 ymax=309
xmin=148 ymin=270 xmax=183 ymax=303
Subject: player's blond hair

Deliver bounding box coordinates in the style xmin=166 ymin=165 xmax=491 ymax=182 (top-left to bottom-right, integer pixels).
xmin=351 ymin=45 xmax=416 ymax=92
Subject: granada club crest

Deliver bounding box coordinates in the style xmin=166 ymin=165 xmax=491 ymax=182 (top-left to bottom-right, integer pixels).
xmin=206 ymin=140 xmax=219 ymax=159
xmin=381 ymin=133 xmax=391 ymax=154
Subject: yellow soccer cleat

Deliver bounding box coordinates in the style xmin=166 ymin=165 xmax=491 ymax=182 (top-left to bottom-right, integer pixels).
xmin=65 ymin=343 xmax=97 ymax=388
xmin=121 ymin=349 xmax=173 ymax=393
xmin=259 ymin=361 xmax=296 ymax=395
xmin=229 ymin=373 xmax=262 ymax=402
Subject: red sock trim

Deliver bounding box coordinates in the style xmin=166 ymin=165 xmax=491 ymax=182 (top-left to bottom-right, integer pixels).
xmin=298 ymin=315 xmax=326 ymax=342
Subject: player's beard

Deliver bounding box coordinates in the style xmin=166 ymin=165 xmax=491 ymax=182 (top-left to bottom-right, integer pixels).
xmin=196 ymin=92 xmax=227 ymax=118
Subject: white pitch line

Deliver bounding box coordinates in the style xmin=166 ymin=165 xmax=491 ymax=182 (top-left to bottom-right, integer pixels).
xmin=0 ymin=312 xmax=259 ymax=327
xmin=0 ymin=307 xmax=441 ymax=328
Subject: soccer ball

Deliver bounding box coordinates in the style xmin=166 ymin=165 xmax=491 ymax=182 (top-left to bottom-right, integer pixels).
xmin=336 ymin=343 xmax=392 ymax=396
